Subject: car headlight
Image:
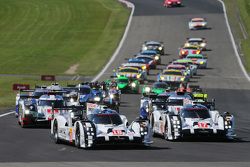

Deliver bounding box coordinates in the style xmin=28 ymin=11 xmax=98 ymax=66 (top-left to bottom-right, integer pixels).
xmin=143 ymin=46 xmax=147 ymax=50
xmin=186 ymin=43 xmax=190 ymax=47
xmin=155 ymin=56 xmax=159 ymax=60
xmin=25 ymin=110 xmax=30 ymax=114
xmin=158 ymin=47 xmax=163 ymax=51
xmin=145 ymin=87 xmax=150 ymax=92
xmin=110 ymin=94 xmax=114 ymax=99
xmin=137 ymin=74 xmax=141 ymax=79
xmin=142 ymin=65 xmax=146 ymax=70
xmin=70 ymin=98 xmax=75 ymax=103
xmin=70 ymin=112 xmax=75 ymax=118
xmin=94 ymin=96 xmax=101 ymax=102
xmin=131 ymin=82 xmax=136 ymax=88
xmin=201 ymin=43 xmax=206 ymax=47
xmin=202 ymin=23 xmax=206 ymax=26
xmin=200 ymin=61 xmax=204 ymax=65
xmin=181 ymin=77 xmax=185 ymax=81
xmin=160 ymin=76 xmax=164 ymax=80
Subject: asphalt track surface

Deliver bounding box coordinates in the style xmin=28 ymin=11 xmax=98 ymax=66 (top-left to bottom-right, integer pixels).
xmin=0 ymin=0 xmax=250 ymax=163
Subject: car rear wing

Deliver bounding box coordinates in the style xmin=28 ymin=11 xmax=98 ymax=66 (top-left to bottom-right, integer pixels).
xmin=193 ymin=101 xmax=215 ymax=110
xmin=19 ymin=94 xmax=40 ymax=100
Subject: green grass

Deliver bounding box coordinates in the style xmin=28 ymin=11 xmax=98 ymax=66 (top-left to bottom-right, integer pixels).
xmin=224 ymin=0 xmax=250 ymax=72
xmin=0 ymin=0 xmax=129 ymax=75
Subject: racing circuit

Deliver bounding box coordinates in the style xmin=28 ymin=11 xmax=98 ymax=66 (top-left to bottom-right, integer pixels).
xmin=0 ymin=0 xmax=250 ymax=163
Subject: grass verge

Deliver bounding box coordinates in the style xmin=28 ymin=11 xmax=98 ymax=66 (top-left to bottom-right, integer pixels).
xmin=224 ymin=0 xmax=250 ymax=72
xmin=0 ymin=0 xmax=129 ymax=75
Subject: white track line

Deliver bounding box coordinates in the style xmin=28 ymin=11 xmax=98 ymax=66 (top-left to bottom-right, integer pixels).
xmin=218 ymin=0 xmax=250 ymax=82
xmin=92 ymin=0 xmax=135 ymax=82
xmin=0 ymin=111 xmax=15 ymax=118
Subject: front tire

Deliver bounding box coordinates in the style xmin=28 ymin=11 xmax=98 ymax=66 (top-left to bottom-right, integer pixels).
xmin=75 ymin=126 xmax=81 ymax=148
xmin=53 ymin=120 xmax=60 ymax=144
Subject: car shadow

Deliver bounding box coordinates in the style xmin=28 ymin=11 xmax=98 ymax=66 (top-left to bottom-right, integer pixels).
xmin=90 ymin=144 xmax=170 ymax=150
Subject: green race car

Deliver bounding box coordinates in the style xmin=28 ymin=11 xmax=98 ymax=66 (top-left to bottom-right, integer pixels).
xmin=142 ymin=82 xmax=170 ymax=96
xmin=115 ymin=76 xmax=140 ymax=94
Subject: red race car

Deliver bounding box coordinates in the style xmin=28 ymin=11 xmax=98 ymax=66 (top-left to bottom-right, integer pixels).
xmin=164 ymin=0 xmax=182 ymax=7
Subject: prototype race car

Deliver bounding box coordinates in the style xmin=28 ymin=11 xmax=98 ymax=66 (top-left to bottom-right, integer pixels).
xmin=189 ymin=18 xmax=208 ymax=30
xmin=186 ymin=54 xmax=208 ymax=69
xmin=150 ymin=104 xmax=235 ymax=140
xmin=163 ymin=0 xmax=182 ymax=7
xmin=141 ymin=41 xmax=165 ymax=55
xmin=179 ymin=45 xmax=202 ymax=58
xmin=184 ymin=38 xmax=207 ymax=50
xmin=51 ymin=103 xmax=153 ymax=149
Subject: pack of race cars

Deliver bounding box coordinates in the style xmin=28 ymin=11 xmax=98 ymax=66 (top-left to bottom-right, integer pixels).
xmin=14 ymin=17 xmax=235 ymax=149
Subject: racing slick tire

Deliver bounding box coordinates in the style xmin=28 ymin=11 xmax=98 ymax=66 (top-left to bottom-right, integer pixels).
xmin=53 ymin=120 xmax=61 ymax=144
xmin=19 ymin=115 xmax=26 ymax=128
xmin=75 ymin=125 xmax=81 ymax=148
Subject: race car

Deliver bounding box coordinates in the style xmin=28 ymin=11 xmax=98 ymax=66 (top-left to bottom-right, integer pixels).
xmin=102 ymin=87 xmax=121 ymax=112
xmin=186 ymin=54 xmax=208 ymax=69
xmin=114 ymin=67 xmax=147 ymax=83
xmin=166 ymin=64 xmax=191 ymax=78
xmin=138 ymin=50 xmax=161 ymax=64
xmin=135 ymin=55 xmax=157 ymax=69
xmin=171 ymin=59 xmax=198 ymax=76
xmin=51 ymin=103 xmax=153 ymax=149
xmin=37 ymin=94 xmax=65 ymax=123
xmin=141 ymin=41 xmax=165 ymax=55
xmin=122 ymin=58 xmax=150 ymax=74
xmin=115 ymin=75 xmax=140 ymax=93
xmin=157 ymin=69 xmax=189 ymax=85
xmin=17 ymin=97 xmax=39 ymax=128
xmin=163 ymin=0 xmax=182 ymax=7
xmin=149 ymin=102 xmax=235 ymax=140
xmin=179 ymin=45 xmax=202 ymax=58
xmin=184 ymin=38 xmax=207 ymax=50
xmin=189 ymin=18 xmax=208 ymax=30
xmin=142 ymin=82 xmax=171 ymax=96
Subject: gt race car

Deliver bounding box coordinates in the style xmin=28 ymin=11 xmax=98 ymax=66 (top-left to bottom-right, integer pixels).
xmin=116 ymin=76 xmax=140 ymax=94
xmin=157 ymin=69 xmax=189 ymax=85
xmin=163 ymin=0 xmax=182 ymax=7
xmin=141 ymin=41 xmax=165 ymax=55
xmin=51 ymin=103 xmax=153 ymax=149
xmin=184 ymin=38 xmax=207 ymax=50
xmin=142 ymin=82 xmax=171 ymax=96
xmin=179 ymin=45 xmax=202 ymax=59
xmin=189 ymin=18 xmax=208 ymax=30
xmin=186 ymin=54 xmax=208 ymax=69
xmin=114 ymin=67 xmax=147 ymax=83
xmin=138 ymin=50 xmax=161 ymax=64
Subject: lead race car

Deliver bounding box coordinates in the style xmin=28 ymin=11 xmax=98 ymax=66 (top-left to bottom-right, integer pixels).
xmin=51 ymin=103 xmax=153 ymax=149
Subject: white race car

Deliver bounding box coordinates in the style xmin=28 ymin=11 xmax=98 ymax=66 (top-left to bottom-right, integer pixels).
xmin=51 ymin=103 xmax=153 ymax=149
xmin=189 ymin=18 xmax=208 ymax=30
xmin=150 ymin=104 xmax=235 ymax=140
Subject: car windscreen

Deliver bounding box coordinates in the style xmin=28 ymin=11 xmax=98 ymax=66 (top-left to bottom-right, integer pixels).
xmin=129 ymin=60 xmax=144 ymax=64
xmin=117 ymin=78 xmax=129 ymax=83
xmin=168 ymin=66 xmax=186 ymax=70
xmin=167 ymin=99 xmax=183 ymax=106
xmin=187 ymin=55 xmax=203 ymax=59
xmin=141 ymin=52 xmax=157 ymax=56
xmin=181 ymin=108 xmax=210 ymax=119
xmin=184 ymin=46 xmax=198 ymax=50
xmin=80 ymin=87 xmax=91 ymax=94
xmin=119 ymin=69 xmax=138 ymax=73
xmin=192 ymin=19 xmax=204 ymax=22
xmin=39 ymin=100 xmax=64 ymax=108
xmin=189 ymin=40 xmax=202 ymax=43
xmin=32 ymin=91 xmax=47 ymax=97
xmin=146 ymin=43 xmax=160 ymax=47
xmin=163 ymin=71 xmax=182 ymax=75
xmin=88 ymin=114 xmax=123 ymax=125
xmin=137 ymin=57 xmax=152 ymax=63
xmin=153 ymin=82 xmax=168 ymax=89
